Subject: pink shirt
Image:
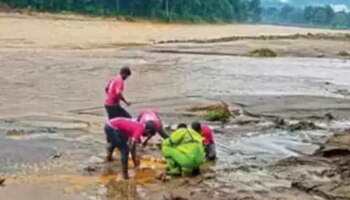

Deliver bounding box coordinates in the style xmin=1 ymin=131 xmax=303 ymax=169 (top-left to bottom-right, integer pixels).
xmin=201 ymin=124 xmax=215 ymax=145
xmin=104 ymin=75 xmax=124 ymax=105
xmin=138 ymin=109 xmax=162 ymax=130
xmin=108 ymin=118 xmax=144 ymax=142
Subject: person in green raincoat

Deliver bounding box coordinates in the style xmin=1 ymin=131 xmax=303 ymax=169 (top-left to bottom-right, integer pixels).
xmin=161 ymin=123 xmax=205 ymax=176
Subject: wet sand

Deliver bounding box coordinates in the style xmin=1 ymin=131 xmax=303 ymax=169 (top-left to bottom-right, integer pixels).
xmin=2 ymin=12 xmax=350 ymax=200
xmin=1 ymin=12 xmax=350 ymax=50
xmin=151 ymin=38 xmax=350 ymax=59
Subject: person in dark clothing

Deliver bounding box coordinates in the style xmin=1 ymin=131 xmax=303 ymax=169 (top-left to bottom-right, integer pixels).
xmin=191 ymin=121 xmax=217 ymax=161
xmin=104 ymin=118 xmax=157 ymax=179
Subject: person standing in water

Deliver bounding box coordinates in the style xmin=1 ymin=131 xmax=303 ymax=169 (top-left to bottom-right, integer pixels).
xmin=104 ymin=117 xmax=157 ymax=179
xmin=191 ymin=121 xmax=217 ymax=161
xmin=104 ymin=66 xmax=132 ymax=119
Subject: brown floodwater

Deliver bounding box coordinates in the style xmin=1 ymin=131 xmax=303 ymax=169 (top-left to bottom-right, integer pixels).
xmin=1 ymin=16 xmax=350 ymax=199
xmin=1 ymin=49 xmax=350 ymax=117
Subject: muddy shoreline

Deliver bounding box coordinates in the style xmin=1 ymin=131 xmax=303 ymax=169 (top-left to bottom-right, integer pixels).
xmin=2 ymin=94 xmax=350 ymax=200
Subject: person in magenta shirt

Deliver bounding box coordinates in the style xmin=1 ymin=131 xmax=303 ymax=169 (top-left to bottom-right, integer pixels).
xmin=137 ymin=109 xmax=169 ymax=145
xmin=104 ymin=66 xmax=132 ymax=119
xmin=104 ymin=117 xmax=157 ymax=179
xmin=191 ymin=121 xmax=217 ymax=161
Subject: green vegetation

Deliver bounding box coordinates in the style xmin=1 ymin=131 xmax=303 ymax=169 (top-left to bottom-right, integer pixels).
xmin=204 ymin=109 xmax=231 ymax=122
xmin=0 ymin=0 xmax=262 ymax=23
xmin=262 ymin=5 xmax=350 ymax=29
xmin=249 ymin=48 xmax=277 ymax=57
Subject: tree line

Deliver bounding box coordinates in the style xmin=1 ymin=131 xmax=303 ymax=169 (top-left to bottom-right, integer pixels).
xmin=262 ymin=5 xmax=350 ymax=29
xmin=0 ymin=0 xmax=262 ymax=23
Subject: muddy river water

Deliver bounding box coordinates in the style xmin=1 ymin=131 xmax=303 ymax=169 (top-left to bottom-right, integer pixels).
xmin=1 ymin=47 xmax=350 ymax=200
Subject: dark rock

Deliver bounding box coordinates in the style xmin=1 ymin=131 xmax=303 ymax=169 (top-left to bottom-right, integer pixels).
xmin=291 ymin=181 xmax=319 ymax=192
xmin=0 ymin=178 xmax=5 ymax=186
xmin=313 ymin=183 xmax=349 ymax=200
xmin=51 ymin=152 xmax=62 ymax=159
xmin=273 ymin=119 xmax=322 ymax=132
xmin=39 ymin=127 xmax=56 ymax=133
xmin=203 ymin=173 xmax=216 ymax=180
xmin=325 ymin=113 xmax=335 ymax=121
xmin=274 ymin=156 xmax=329 ymax=167
xmin=321 ymin=147 xmax=350 ymax=158
xmin=287 ymin=121 xmax=321 ymax=132
xmin=84 ymin=166 xmax=96 ymax=172
xmin=293 ymin=180 xmax=350 ymax=200
xmin=83 ymin=165 xmax=101 ymax=176
xmin=313 ymin=169 xmax=337 ymax=178
xmin=335 ymin=89 xmax=350 ymax=96
xmin=305 ymin=113 xmax=334 ymax=121
xmin=275 ymin=118 xmax=286 ymax=125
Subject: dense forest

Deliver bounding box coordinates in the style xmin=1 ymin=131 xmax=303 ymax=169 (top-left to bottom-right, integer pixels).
xmin=0 ymin=0 xmax=262 ymax=22
xmin=262 ymin=5 xmax=350 ymax=29
xmin=1 ymin=0 xmax=349 ymax=29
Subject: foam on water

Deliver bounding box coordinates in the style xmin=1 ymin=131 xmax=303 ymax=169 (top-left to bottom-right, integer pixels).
xmin=215 ymin=129 xmax=331 ymax=166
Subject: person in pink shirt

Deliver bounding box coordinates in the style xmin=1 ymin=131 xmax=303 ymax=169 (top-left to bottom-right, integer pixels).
xmin=137 ymin=109 xmax=169 ymax=145
xmin=191 ymin=121 xmax=217 ymax=161
xmin=104 ymin=66 xmax=132 ymax=119
xmin=104 ymin=117 xmax=157 ymax=179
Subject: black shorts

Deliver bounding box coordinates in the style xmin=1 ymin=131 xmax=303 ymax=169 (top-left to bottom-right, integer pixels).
xmin=104 ymin=104 xmax=132 ymax=119
xmin=205 ymin=143 xmax=217 ymax=161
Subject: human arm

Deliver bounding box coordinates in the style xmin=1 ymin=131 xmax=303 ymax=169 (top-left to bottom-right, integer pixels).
xmin=105 ymin=79 xmax=112 ymax=94
xmin=129 ymin=125 xmax=146 ymax=167
xmin=158 ymin=125 xmax=169 ymax=139
xmin=142 ymin=135 xmax=153 ymax=147
xmin=115 ymin=80 xmax=130 ymax=106
xmin=154 ymin=112 xmax=169 ymax=139
xmin=129 ymin=139 xmax=140 ymax=168
xmin=119 ymin=93 xmax=131 ymax=106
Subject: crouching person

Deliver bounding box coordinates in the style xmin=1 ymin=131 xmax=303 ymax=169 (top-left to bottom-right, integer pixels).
xmin=137 ymin=109 xmax=169 ymax=145
xmin=104 ymin=117 xmax=157 ymax=179
xmin=191 ymin=121 xmax=217 ymax=161
xmin=161 ymin=124 xmax=205 ymax=176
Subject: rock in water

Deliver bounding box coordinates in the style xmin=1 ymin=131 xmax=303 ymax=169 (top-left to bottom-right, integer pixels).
xmin=0 ymin=178 xmax=5 ymax=186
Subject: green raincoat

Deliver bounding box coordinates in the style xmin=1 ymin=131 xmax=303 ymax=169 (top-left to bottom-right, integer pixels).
xmin=161 ymin=128 xmax=205 ymax=175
